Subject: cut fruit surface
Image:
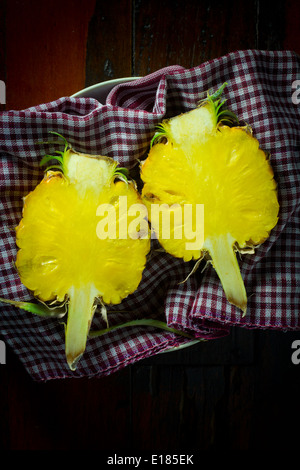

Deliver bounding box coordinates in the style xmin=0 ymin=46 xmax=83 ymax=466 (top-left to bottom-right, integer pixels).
xmin=14 ymin=137 xmax=150 ymax=370
xmin=141 ymin=84 xmax=279 ymax=314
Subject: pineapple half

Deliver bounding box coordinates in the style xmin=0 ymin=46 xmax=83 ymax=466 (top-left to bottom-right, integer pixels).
xmin=10 ymin=134 xmax=150 ymax=370
xmin=141 ymin=83 xmax=279 ymax=315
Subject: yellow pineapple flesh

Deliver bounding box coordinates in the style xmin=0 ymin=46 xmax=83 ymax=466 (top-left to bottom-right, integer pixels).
xmin=141 ymin=84 xmax=279 ymax=315
xmin=14 ymin=138 xmax=150 ymax=370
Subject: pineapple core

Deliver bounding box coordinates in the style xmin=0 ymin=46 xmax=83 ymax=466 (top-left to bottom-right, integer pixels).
xmin=141 ymin=84 xmax=279 ymax=315
xmin=15 ymin=147 xmax=150 ymax=370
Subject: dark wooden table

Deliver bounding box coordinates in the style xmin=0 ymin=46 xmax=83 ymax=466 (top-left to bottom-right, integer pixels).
xmin=0 ymin=0 xmax=300 ymax=452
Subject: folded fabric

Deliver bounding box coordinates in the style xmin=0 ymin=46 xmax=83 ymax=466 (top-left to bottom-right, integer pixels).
xmin=0 ymin=49 xmax=299 ymax=381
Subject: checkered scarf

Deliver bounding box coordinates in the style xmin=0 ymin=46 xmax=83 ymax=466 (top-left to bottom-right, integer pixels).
xmin=0 ymin=50 xmax=299 ymax=381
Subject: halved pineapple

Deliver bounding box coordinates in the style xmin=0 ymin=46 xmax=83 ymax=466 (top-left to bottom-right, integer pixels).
xmin=141 ymin=84 xmax=279 ymax=315
xmin=12 ymin=135 xmax=150 ymax=370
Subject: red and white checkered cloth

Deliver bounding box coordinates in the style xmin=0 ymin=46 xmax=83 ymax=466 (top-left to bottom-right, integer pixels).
xmin=0 ymin=50 xmax=299 ymax=381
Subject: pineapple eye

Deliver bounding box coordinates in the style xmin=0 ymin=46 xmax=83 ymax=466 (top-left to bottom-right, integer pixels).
xmin=143 ymin=193 xmax=159 ymax=202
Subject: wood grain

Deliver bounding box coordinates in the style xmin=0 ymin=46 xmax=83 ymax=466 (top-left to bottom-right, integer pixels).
xmin=5 ymin=0 xmax=96 ymax=109
xmin=0 ymin=0 xmax=300 ymax=452
xmin=133 ymin=0 xmax=258 ymax=76
xmin=85 ymin=0 xmax=132 ymax=87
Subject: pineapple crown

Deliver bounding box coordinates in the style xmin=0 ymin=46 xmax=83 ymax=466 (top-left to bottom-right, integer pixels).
xmin=202 ymin=82 xmax=239 ymax=126
xmin=39 ymin=131 xmax=69 ymax=172
xmin=150 ymin=82 xmax=239 ymax=147
xmin=39 ymin=131 xmax=129 ymax=183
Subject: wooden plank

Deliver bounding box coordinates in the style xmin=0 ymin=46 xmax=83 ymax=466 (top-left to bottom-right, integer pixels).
xmin=283 ymin=0 xmax=300 ymax=53
xmin=0 ymin=348 xmax=9 ymax=450
xmin=133 ymin=0 xmax=257 ymax=76
xmin=1 ymin=345 xmax=131 ymax=450
xmin=131 ymin=330 xmax=300 ymax=450
xmin=130 ymin=364 xmax=226 ymax=450
xmin=85 ymin=0 xmax=132 ymax=87
xmin=5 ymin=0 xmax=95 ymax=109
xmin=247 ymin=330 xmax=300 ymax=449
xmin=257 ymin=0 xmax=300 ymax=53
xmin=0 ymin=0 xmax=6 ymax=112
